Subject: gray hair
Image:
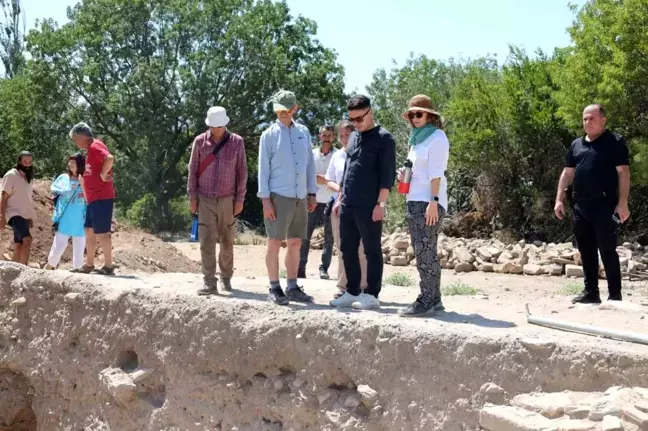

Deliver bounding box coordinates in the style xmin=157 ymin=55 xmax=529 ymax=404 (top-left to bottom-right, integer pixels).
xmin=69 ymin=122 xmax=94 ymax=139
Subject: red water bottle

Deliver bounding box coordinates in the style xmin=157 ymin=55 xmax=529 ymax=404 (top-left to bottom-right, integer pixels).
xmin=397 ymin=159 xmax=413 ymax=194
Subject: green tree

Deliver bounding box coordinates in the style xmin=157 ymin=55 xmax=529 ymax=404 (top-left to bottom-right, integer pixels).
xmin=555 ymin=0 xmax=648 ymax=235
xmin=0 ymin=0 xmax=25 ymax=77
xmin=25 ymin=0 xmax=346 ymax=232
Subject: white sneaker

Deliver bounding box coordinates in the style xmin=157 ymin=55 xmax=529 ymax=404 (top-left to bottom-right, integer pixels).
xmin=352 ymin=293 xmax=381 ymax=310
xmin=330 ymin=292 xmax=360 ymax=307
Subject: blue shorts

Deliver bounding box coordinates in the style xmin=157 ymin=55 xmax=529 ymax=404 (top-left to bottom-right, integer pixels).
xmin=8 ymin=216 xmax=31 ymax=244
xmin=85 ymin=199 xmax=114 ymax=234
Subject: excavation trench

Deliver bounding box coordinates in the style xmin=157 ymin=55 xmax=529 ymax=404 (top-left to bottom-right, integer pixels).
xmin=1 ymin=262 xmax=648 ymax=430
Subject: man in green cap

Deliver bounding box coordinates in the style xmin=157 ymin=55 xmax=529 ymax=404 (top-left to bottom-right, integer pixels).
xmin=258 ymin=89 xmax=318 ymax=305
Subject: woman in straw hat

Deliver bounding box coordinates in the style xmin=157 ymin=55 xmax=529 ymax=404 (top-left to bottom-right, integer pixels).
xmin=397 ymin=95 xmax=450 ymax=317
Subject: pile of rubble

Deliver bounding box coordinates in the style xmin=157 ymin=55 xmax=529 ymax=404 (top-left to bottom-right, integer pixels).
xmin=480 ymin=386 xmax=648 ymax=431
xmin=383 ymin=232 xmax=648 ymax=279
xmin=311 ymin=228 xmax=648 ymax=279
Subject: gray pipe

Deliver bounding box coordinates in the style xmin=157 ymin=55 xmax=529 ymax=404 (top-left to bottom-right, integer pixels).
xmin=525 ymin=304 xmax=648 ymax=346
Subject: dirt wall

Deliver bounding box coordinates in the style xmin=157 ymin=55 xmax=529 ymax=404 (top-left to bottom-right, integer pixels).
xmin=2 ymin=262 xmax=648 ymax=430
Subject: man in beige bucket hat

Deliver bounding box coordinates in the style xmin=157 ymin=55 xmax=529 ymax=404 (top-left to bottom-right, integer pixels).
xmin=188 ymin=106 xmax=248 ymax=296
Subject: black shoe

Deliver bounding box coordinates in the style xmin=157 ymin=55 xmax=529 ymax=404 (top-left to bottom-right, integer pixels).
xmin=197 ymin=285 xmax=218 ymax=296
xmin=607 ymin=294 xmax=622 ymax=301
xmin=571 ymin=292 xmax=602 ymax=304
xmin=398 ymin=301 xmax=435 ymax=317
xmin=297 ymin=268 xmax=306 ymax=279
xmin=432 ymin=297 xmax=445 ymax=311
xmin=286 ymin=286 xmax=314 ymax=303
xmin=268 ymin=286 xmax=290 ymax=305
xmin=319 ymin=268 xmax=330 ymax=280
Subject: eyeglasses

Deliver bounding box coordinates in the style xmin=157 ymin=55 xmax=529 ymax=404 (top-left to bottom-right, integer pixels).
xmin=407 ymin=112 xmax=426 ymax=120
xmin=349 ymin=109 xmax=370 ymax=124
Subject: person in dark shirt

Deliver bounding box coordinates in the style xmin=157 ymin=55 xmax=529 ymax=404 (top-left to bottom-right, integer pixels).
xmin=554 ymin=104 xmax=630 ymax=304
xmin=330 ymin=95 xmax=396 ymax=310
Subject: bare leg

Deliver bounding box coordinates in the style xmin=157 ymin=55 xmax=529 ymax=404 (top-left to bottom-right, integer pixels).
xmin=266 ymin=239 xmax=282 ymax=282
xmin=98 ymin=233 xmax=113 ymax=267
xmin=85 ymin=228 xmax=96 ymax=267
xmin=19 ymin=236 xmax=32 ymax=265
xmin=285 ymin=238 xmax=301 ymax=280
xmin=12 ymin=244 xmax=21 ymax=263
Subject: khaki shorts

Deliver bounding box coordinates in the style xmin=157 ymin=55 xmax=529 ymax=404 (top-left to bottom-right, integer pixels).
xmin=264 ymin=193 xmax=308 ymax=240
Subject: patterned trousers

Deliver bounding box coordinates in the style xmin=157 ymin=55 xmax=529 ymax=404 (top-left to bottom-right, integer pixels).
xmin=407 ymin=201 xmax=446 ymax=308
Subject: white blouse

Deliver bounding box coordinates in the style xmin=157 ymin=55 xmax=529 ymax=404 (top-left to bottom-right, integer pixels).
xmin=406 ymin=129 xmax=450 ymax=210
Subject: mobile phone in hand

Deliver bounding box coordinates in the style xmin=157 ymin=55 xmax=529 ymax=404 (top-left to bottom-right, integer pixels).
xmin=612 ymin=213 xmax=621 ymax=224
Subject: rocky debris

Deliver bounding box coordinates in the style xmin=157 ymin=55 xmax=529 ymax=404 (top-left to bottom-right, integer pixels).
xmin=323 ymin=230 xmax=648 ymax=279
xmin=99 ymin=367 xmax=138 ymax=406
xmin=481 ymin=386 xmax=648 ymax=431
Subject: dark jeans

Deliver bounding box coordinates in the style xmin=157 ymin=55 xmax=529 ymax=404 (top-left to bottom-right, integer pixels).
xmin=572 ymin=200 xmax=622 ymax=299
xmin=339 ymin=204 xmax=383 ymax=297
xmin=299 ymin=202 xmax=333 ymax=271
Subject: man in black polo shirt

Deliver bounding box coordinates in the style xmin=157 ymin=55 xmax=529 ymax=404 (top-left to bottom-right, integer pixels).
xmin=554 ymin=104 xmax=630 ymax=304
xmin=330 ymin=95 xmax=396 ymax=310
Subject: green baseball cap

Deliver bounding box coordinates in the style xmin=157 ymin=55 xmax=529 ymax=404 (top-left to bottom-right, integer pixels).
xmin=272 ymin=90 xmax=297 ymax=111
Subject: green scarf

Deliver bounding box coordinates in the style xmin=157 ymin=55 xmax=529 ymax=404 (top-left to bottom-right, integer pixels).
xmin=408 ymin=124 xmax=438 ymax=146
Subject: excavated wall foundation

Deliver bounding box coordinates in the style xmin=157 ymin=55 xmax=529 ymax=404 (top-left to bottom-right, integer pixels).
xmin=1 ymin=262 xmax=648 ymax=430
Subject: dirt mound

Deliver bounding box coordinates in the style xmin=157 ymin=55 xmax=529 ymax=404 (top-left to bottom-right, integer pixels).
xmin=0 ymin=180 xmax=199 ymax=273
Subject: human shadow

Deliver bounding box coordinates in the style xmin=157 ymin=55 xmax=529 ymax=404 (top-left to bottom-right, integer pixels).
xmin=432 ymin=311 xmax=517 ymax=328
xmin=224 ymin=288 xmax=334 ymax=311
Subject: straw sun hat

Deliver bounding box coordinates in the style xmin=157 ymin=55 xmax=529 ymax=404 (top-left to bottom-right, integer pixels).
xmin=402 ymin=95 xmax=444 ymax=124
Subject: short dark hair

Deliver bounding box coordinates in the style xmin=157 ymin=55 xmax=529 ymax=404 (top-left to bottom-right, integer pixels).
xmin=336 ymin=120 xmax=354 ymax=132
xmin=347 ymin=95 xmax=371 ymax=111
xmin=319 ymin=125 xmax=335 ymax=134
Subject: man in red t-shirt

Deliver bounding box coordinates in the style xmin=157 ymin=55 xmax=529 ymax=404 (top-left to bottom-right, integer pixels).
xmin=69 ymin=122 xmax=116 ymax=275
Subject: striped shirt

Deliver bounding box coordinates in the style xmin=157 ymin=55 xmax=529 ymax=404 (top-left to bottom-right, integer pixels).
xmin=187 ymin=130 xmax=248 ymax=203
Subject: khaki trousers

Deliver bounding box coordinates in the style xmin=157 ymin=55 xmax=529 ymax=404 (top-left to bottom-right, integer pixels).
xmin=198 ymin=196 xmax=235 ymax=285
xmin=331 ymin=209 xmax=367 ymax=291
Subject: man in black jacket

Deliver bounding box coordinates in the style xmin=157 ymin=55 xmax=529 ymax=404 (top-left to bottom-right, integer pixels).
xmin=554 ymin=104 xmax=630 ymax=304
xmin=330 ymin=95 xmax=396 ymax=310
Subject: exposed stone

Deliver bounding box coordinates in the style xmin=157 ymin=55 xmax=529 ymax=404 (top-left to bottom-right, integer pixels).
xmin=512 ymin=392 xmax=574 ymax=419
xmin=479 ymin=405 xmax=554 ymax=431
xmin=550 ymin=264 xmax=564 ymax=276
xmin=393 ymin=239 xmax=410 ymax=250
xmin=523 ymin=264 xmax=544 ymax=276
xmin=454 ymin=262 xmax=474 ymax=273
xmin=601 ymin=415 xmax=623 ymax=431
xmin=480 ymin=263 xmax=495 ymax=272
xmin=10 ymin=297 xmax=27 ymax=307
xmin=566 ymin=265 xmax=584 ymax=277
xmin=454 ymin=247 xmax=475 ymax=264
xmin=622 ymin=406 xmax=648 ymax=428
xmin=357 ymin=385 xmax=378 ymax=405
xmin=390 ymin=256 xmax=408 ymax=266
xmin=565 ymin=406 xmax=591 ymax=420
xmin=553 ymin=419 xmax=598 ymax=431
xmin=636 ymin=401 xmax=648 ymax=413
xmin=509 ymin=264 xmax=524 ymax=275
xmin=98 ymin=367 xmax=137 ymax=406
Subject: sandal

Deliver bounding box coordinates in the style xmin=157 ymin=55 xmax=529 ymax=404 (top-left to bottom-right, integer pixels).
xmin=94 ymin=266 xmax=115 ymax=276
xmin=70 ymin=265 xmax=94 ymax=274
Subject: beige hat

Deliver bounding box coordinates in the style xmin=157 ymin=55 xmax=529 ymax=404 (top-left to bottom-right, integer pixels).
xmin=402 ymin=95 xmax=444 ymax=123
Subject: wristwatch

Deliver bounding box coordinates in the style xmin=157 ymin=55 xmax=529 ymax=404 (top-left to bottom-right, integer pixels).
xmin=431 ymin=196 xmax=439 ymax=202
xmin=377 ymin=201 xmax=386 ymax=208
xmin=308 ymin=193 xmax=316 ymax=197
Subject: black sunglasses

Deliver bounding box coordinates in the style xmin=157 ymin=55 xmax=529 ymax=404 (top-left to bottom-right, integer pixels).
xmin=349 ymin=109 xmax=371 ymax=124
xmin=407 ymin=112 xmax=426 ymax=120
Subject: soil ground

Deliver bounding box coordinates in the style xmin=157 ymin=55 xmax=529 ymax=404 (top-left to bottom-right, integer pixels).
xmin=0 ymin=181 xmax=199 ymax=273
xmin=169 ymin=242 xmax=648 ymax=347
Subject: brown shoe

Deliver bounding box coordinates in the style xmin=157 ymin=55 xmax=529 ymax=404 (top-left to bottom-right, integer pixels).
xmin=220 ymin=278 xmax=232 ymax=292
xmin=197 ymin=285 xmax=218 ymax=296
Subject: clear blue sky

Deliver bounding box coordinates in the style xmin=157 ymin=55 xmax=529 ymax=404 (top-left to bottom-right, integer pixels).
xmin=21 ymin=0 xmax=584 ymax=92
